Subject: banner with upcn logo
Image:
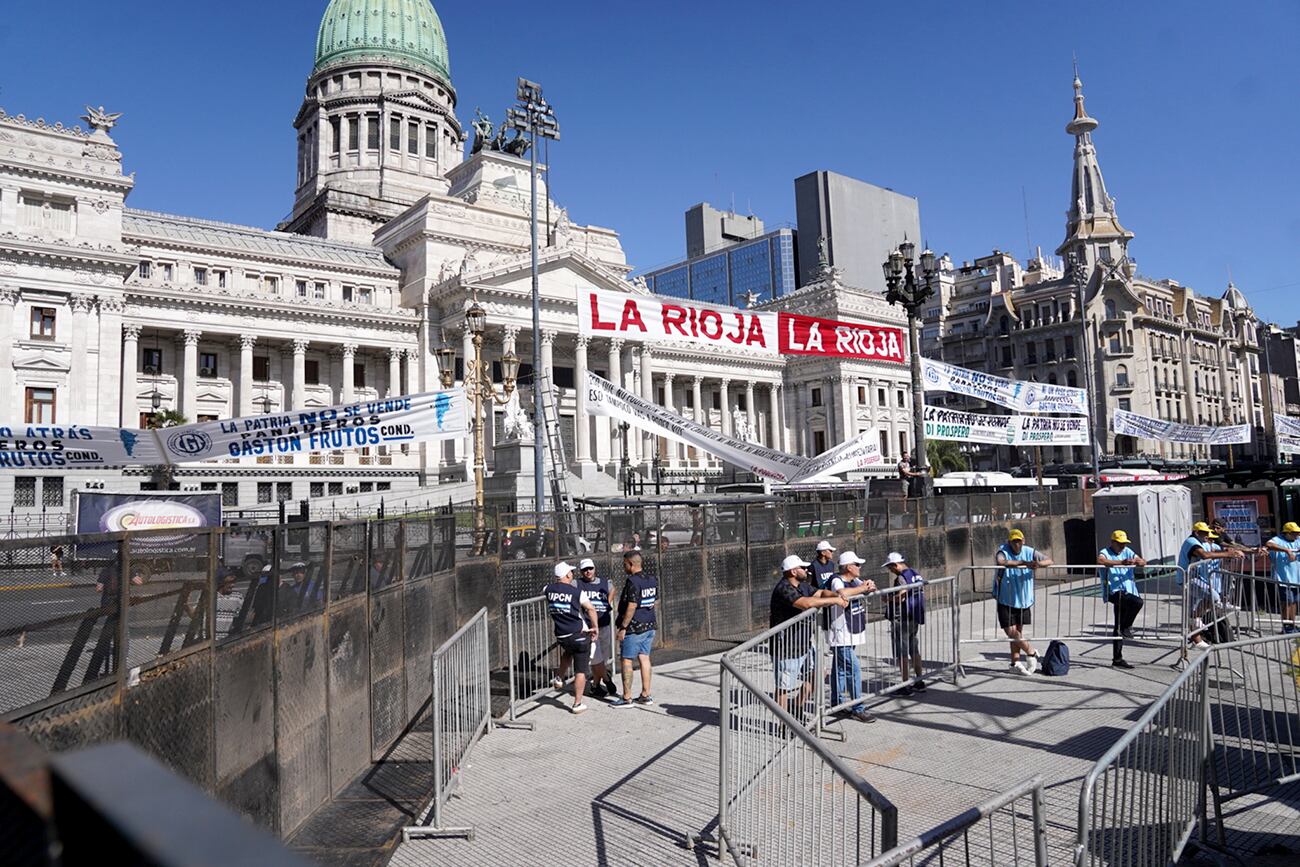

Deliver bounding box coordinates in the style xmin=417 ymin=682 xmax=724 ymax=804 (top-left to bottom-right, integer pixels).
xmin=920 ymin=357 xmax=1089 ymax=416
xmin=73 ymin=491 xmax=221 ymax=555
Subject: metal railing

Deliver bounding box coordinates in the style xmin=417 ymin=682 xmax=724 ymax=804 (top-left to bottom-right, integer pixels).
xmin=863 ymin=776 xmax=1048 ymax=867
xmin=404 ymin=606 xmax=492 ymax=841
xmin=958 ymin=564 xmax=1185 ymax=651
xmin=501 ymin=594 xmax=560 ymax=729
xmin=823 ymin=576 xmax=961 ymax=717
xmin=723 ymin=608 xmax=826 ymax=732
xmin=718 ymin=650 xmax=898 ymax=864
xmin=1075 ymin=632 xmax=1300 ymax=866
xmin=1185 ymin=562 xmax=1298 ymax=646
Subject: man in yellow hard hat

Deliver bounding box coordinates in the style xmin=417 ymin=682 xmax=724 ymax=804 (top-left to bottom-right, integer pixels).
xmin=1178 ymin=521 xmax=1243 ymax=648
xmin=1265 ymin=522 xmax=1300 ymax=634
xmin=1097 ymin=530 xmax=1146 ymax=668
xmin=994 ymin=528 xmax=1053 ymax=674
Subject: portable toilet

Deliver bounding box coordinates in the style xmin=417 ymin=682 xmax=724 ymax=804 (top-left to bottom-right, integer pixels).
xmin=1092 ymin=485 xmax=1190 ymax=565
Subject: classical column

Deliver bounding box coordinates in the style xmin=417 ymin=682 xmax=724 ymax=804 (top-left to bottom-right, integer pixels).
xmin=181 ymin=329 xmax=202 ymax=419
xmin=121 ymin=324 xmax=142 ymax=427
xmin=462 ymin=329 xmax=475 ymax=470
xmin=341 ymin=343 xmax=357 ymax=404
xmin=745 ymin=380 xmax=757 ymax=444
xmin=404 ymin=348 xmax=418 ymax=395
xmin=388 ymin=348 xmax=402 ymax=398
xmin=692 ymin=375 xmax=705 ymax=467
xmin=574 ymin=336 xmax=591 ymax=464
xmin=719 ymin=378 xmax=732 ymax=437
xmin=640 ymin=346 xmax=654 ymax=463
xmin=291 ymin=338 xmax=308 ymax=410
xmin=768 ymin=383 xmax=782 ymax=451
xmin=237 ymin=335 xmax=256 ymax=416
xmin=96 ymin=297 xmax=123 ymax=425
xmin=69 ymin=295 xmax=94 ymax=418
xmin=625 ymin=346 xmax=640 ymax=464
xmin=663 ymin=373 xmax=679 ymax=467
xmin=0 ymin=288 xmax=14 ymax=417
xmin=539 ymin=330 xmax=556 ymax=447
xmin=605 ymin=339 xmax=623 ymax=468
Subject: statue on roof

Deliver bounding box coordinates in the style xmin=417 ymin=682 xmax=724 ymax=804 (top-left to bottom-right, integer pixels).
xmin=471 ymin=109 xmax=494 ymax=154
xmin=81 ymin=105 xmax=122 ymax=134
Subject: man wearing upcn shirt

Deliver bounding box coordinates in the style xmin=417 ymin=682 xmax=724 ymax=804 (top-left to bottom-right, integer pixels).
xmin=610 ymin=551 xmax=659 ymax=708
xmin=544 ymin=562 xmax=600 ymax=715
xmin=810 ymin=540 xmax=838 ymax=589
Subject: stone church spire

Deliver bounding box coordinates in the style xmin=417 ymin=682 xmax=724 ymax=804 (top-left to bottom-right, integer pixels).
xmin=1055 ymin=61 xmax=1133 ymax=271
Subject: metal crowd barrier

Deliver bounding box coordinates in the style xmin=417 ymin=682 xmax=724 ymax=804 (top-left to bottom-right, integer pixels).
xmin=1184 ymin=561 xmax=1297 ymax=647
xmin=403 ymin=606 xmax=491 ymax=841
xmin=823 ymin=576 xmax=961 ymax=718
xmin=1074 ymin=632 xmax=1300 ymax=866
xmin=722 ymin=607 xmax=827 ymax=732
xmin=863 ymin=776 xmax=1048 ymax=867
xmin=958 ymin=564 xmax=1186 ymax=652
xmin=718 ymin=647 xmax=898 ymax=864
xmin=500 ymin=594 xmax=615 ymax=729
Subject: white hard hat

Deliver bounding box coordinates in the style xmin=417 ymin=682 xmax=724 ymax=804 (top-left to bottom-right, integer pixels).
xmin=781 ymin=554 xmax=811 ymax=573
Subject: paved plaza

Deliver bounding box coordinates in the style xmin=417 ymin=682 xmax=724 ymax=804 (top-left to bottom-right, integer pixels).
xmin=370 ymin=633 xmax=1298 ymax=867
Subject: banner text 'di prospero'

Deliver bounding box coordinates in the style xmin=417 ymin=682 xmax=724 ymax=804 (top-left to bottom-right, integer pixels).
xmin=578 ymin=286 xmax=906 ymax=363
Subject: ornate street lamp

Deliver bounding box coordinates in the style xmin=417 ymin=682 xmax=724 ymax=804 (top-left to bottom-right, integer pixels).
xmin=1067 ymin=252 xmax=1103 ymax=487
xmin=882 ymin=241 xmax=937 ymax=497
xmin=462 ymin=300 xmax=519 ymax=554
xmin=257 ymin=393 xmax=273 ymax=414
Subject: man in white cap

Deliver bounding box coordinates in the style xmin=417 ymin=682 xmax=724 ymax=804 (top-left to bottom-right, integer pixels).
xmin=811 ymin=540 xmax=838 ymax=589
xmin=882 ymin=552 xmax=927 ymax=693
xmin=769 ymin=553 xmax=848 ymax=720
xmin=576 ymin=557 xmax=618 ymax=697
xmin=826 ymin=551 xmax=878 ymax=723
xmin=544 ymin=561 xmax=599 ymax=714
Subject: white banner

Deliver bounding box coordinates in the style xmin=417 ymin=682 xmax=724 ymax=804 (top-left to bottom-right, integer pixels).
xmin=1276 ymin=415 xmax=1300 ymax=440
xmin=922 ymin=406 xmax=1090 ymax=446
xmin=0 ymin=424 xmax=167 ymax=470
xmin=1112 ymin=408 xmax=1251 ymax=446
xmin=920 ymin=357 xmax=1089 ymax=416
xmin=1279 ymin=436 xmax=1300 ymax=456
xmin=158 ymin=389 xmax=468 ymax=464
xmin=787 ymin=428 xmax=886 ymax=481
xmin=585 ymin=372 xmax=807 ymax=482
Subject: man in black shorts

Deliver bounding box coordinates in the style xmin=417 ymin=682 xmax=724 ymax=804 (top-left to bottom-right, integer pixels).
xmin=544 ymin=562 xmax=600 ymax=714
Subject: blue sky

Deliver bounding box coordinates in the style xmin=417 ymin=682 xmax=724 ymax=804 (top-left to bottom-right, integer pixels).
xmin=2 ymin=1 xmax=1296 ymax=323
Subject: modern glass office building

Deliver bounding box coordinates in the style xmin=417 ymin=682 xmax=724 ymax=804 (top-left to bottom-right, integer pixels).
xmin=642 ymin=229 xmax=797 ymax=306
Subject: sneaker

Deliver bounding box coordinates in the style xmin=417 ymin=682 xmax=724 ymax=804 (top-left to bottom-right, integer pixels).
xmin=1011 ymin=661 xmax=1031 ymax=676
xmin=1120 ymin=628 xmax=1135 ymax=639
xmin=634 ymin=694 xmax=654 ymax=705
xmin=603 ymin=677 xmax=619 ymax=695
xmin=1112 ymin=659 xmax=1135 ymax=669
xmin=1190 ymin=641 xmax=1211 ymax=651
xmin=550 ymin=676 xmax=565 ymax=689
xmin=912 ymin=680 xmax=927 ymax=692
xmin=1025 ymin=654 xmax=1040 ymax=674
xmin=589 ymin=683 xmax=607 ymax=699
xmin=571 ymin=703 xmax=587 ymax=714
xmin=896 ymin=685 xmax=914 ymax=696
xmin=608 ymin=697 xmax=635 ymax=708
xmin=851 ymin=710 xmax=877 ymax=724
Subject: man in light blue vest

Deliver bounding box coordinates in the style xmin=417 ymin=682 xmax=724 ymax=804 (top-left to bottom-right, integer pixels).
xmin=1178 ymin=521 xmax=1242 ymax=647
xmin=1265 ymin=521 xmax=1300 ymax=634
xmin=1097 ymin=530 xmax=1146 ymax=669
xmin=994 ymin=529 xmax=1053 ymax=675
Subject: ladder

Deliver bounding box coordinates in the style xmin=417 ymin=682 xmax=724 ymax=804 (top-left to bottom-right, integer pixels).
xmin=536 ymin=373 xmax=580 ymax=555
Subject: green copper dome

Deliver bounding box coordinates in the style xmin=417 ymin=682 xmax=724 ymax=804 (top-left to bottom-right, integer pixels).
xmin=314 ymin=0 xmax=451 ymax=84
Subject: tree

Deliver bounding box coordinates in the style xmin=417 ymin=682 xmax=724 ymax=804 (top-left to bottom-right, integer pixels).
xmin=926 ymin=439 xmax=968 ymax=476
xmin=146 ymin=410 xmax=188 ymax=489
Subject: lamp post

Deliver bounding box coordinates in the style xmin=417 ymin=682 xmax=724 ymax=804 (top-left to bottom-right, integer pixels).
xmin=507 ymin=78 xmax=559 ymax=516
xmin=882 ymin=241 xmax=937 ymax=498
xmin=1068 ymin=253 xmax=1104 ymax=488
xmin=448 ymin=302 xmax=519 ymax=555
xmin=618 ymin=421 xmax=630 ymax=496
xmin=257 ymin=393 xmax=272 ymax=415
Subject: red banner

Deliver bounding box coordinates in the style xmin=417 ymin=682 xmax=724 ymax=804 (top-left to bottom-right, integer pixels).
xmin=778 ymin=312 xmax=906 ymax=363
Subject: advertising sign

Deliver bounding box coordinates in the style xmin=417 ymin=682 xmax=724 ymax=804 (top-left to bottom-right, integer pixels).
xmin=1205 ymin=492 xmax=1272 ymax=549
xmin=73 ymin=491 xmax=222 ymax=555
xmin=920 ymin=357 xmax=1089 ymax=415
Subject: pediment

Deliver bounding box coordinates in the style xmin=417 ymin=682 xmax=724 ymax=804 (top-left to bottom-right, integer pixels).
xmin=195 ymin=390 xmax=227 ymax=402
xmin=13 ymin=352 xmax=70 ymax=373
xmin=470 ymin=249 xmax=637 ymax=303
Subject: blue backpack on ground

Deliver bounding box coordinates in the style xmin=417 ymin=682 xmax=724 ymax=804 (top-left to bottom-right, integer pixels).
xmin=1040 ymin=640 xmax=1070 ymax=676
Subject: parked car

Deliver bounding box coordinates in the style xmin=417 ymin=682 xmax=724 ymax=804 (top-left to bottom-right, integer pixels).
xmin=500 ymin=525 xmax=555 ymax=560
xmin=646 ymin=523 xmax=695 ymax=549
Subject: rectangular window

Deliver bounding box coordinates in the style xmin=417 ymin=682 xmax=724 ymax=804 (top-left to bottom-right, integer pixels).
xmin=347 ymin=117 xmax=358 ymax=150
xmin=139 ymin=261 xmax=152 ymax=279
xmin=296 ymin=279 xmax=308 ymax=298
xmin=305 ymin=360 xmax=320 ymax=385
xmin=425 ymin=124 xmax=437 ymax=159
xmin=354 ymin=363 xmax=366 ymax=388
xmin=197 ymin=414 xmax=218 ymax=423
xmin=199 ymin=352 xmax=218 ymax=378
xmin=358 ymin=286 xmax=372 ymax=304
xmin=257 ymin=482 xmax=272 ymax=504
xmin=139 ymin=412 xmax=157 ymax=428
xmin=899 ymin=431 xmax=908 ymax=455
xmin=407 ymin=121 xmax=419 ymax=154
xmin=161 ymin=263 xmax=174 ymax=282
xmin=857 ymin=386 xmax=866 ymax=404
xmin=276 ymin=482 xmax=293 ymax=502
xmin=142 ymin=347 xmax=163 ymax=375
xmin=342 ymin=285 xmax=354 ymax=302
xmin=24 ymin=387 xmax=55 ymax=423
xmin=812 ymin=430 xmax=826 ymax=454
xmin=30 ymin=307 xmax=56 ymax=340
xmin=810 ymin=387 xmax=822 ymax=407
xmin=252 ymin=356 xmax=270 ymax=381
xmin=14 ymin=477 xmax=36 ymax=507
xmin=41 ymin=477 xmax=64 ymax=507
xmin=194 ymin=267 xmax=207 ymax=286
xmin=897 ymin=390 xmax=906 ymax=408
xmin=878 ymin=388 xmax=887 ymax=406
xmin=200 ymin=482 xmax=217 ymax=492
xmin=367 ymin=115 xmax=379 ymax=150
xmin=328 ymin=482 xmax=343 ymax=496
xmin=711 ymin=392 xmax=721 ymax=410
xmin=263 ymin=275 xmax=278 ymax=293
xmin=221 ymin=482 xmax=238 ymax=507
xmin=330 ymin=116 xmax=341 ymax=156
xmin=1001 ymin=347 xmax=1013 ymax=367
xmin=879 ymin=431 xmax=889 ymax=456
xmin=377 ymin=482 xmax=391 ymax=492
xmin=310 ymin=482 xmax=324 ymax=498
xmin=313 ymin=282 xmax=326 ymax=299
xmin=215 ymin=270 xmax=227 ymax=289
xmin=359 ymin=482 xmax=374 ymax=493
xmin=390 ymin=117 xmax=401 ymax=150
xmin=1064 ymin=335 xmax=1075 ymax=358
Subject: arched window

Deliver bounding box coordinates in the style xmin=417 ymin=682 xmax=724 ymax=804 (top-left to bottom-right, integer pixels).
xmin=1104 ymin=299 xmax=1117 ymax=319
xmin=1067 ymin=370 xmax=1078 ymax=388
xmin=1115 ymin=364 xmax=1130 ymax=387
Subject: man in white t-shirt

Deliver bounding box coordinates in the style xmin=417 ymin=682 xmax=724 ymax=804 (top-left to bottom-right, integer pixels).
xmin=826 ymin=551 xmax=878 ymax=724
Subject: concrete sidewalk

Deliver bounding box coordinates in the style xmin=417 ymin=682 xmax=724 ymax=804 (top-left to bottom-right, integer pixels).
xmin=385 ymin=633 xmax=1299 ymax=867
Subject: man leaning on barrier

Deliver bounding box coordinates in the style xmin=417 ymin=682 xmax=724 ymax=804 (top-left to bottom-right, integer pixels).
xmin=1097 ymin=530 xmax=1145 ymax=669
xmin=769 ymin=554 xmax=848 ymax=722
xmin=576 ymin=557 xmax=619 ymax=697
xmin=994 ymin=529 xmax=1053 ymax=675
xmin=545 ymin=561 xmax=600 ymax=715
xmin=1265 ymin=522 xmax=1300 ymax=634
xmin=826 ymin=551 xmax=878 ymax=723
xmin=882 ymin=552 xmax=927 ymax=694
xmin=609 ymin=551 xmax=658 ymax=708
xmin=1178 ymin=522 xmax=1242 ymax=649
